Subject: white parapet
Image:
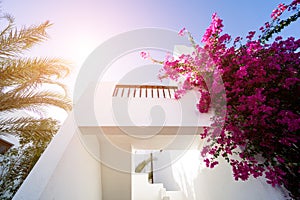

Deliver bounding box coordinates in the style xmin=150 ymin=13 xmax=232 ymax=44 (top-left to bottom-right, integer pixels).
xmin=75 ymin=82 xmax=213 ymax=128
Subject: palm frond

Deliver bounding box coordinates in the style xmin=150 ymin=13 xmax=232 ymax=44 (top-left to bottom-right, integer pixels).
xmin=0 ymin=16 xmax=51 ymax=58
xmin=0 ymin=14 xmax=14 ymax=38
xmin=0 ymin=90 xmax=72 ymax=113
xmin=0 ymin=57 xmax=69 ymax=88
xmin=0 ymin=117 xmax=58 ymax=138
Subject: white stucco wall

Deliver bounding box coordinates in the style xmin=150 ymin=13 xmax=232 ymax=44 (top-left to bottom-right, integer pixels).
xmin=199 ymin=158 xmax=285 ymax=200
xmin=134 ymin=149 xmax=286 ymax=200
xmin=169 ymin=150 xmax=286 ymax=200
xmin=13 ymin=113 xmax=102 ymax=200
xmin=39 ymin=134 xmax=102 ymax=200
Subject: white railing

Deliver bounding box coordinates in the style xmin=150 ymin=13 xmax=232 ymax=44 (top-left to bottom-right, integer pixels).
xmin=113 ymin=85 xmax=178 ymax=99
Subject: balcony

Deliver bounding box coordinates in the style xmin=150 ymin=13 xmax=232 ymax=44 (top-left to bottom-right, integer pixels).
xmin=76 ymin=82 xmax=213 ymax=129
xmin=74 ymin=81 xmax=213 ymax=156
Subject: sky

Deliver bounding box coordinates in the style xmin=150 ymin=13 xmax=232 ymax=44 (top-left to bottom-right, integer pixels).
xmin=3 ymin=0 xmax=299 ymax=64
xmin=2 ymin=0 xmax=300 ymax=99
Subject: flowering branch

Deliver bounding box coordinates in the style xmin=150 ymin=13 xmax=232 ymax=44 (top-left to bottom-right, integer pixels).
xmin=141 ymin=1 xmax=300 ymax=199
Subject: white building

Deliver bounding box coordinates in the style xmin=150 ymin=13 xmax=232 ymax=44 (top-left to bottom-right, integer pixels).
xmin=12 ymin=80 xmax=286 ymax=200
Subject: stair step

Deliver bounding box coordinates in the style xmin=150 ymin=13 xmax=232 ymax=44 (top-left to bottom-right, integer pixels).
xmin=133 ymin=173 xmax=187 ymax=200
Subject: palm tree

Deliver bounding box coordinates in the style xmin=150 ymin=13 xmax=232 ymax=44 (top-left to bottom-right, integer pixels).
xmin=0 ymin=14 xmax=72 ymax=199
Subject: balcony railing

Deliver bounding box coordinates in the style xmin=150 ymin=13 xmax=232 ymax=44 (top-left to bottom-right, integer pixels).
xmin=112 ymin=84 xmax=178 ymax=98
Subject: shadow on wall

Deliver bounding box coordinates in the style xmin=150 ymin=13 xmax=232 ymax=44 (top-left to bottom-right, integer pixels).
xmin=170 ymin=150 xmax=286 ymax=200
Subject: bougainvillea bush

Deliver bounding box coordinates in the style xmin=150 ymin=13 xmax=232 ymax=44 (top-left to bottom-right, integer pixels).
xmin=142 ymin=1 xmax=300 ymax=199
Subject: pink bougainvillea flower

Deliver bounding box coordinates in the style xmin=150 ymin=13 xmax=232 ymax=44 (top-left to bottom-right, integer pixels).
xmin=178 ymin=27 xmax=187 ymax=36
xmin=271 ymin=3 xmax=288 ymax=19
xmin=202 ymin=13 xmax=223 ymax=43
xmin=234 ymin=36 xmax=242 ymax=44
xmin=140 ymin=51 xmax=150 ymax=59
xmin=246 ymin=31 xmax=256 ymax=40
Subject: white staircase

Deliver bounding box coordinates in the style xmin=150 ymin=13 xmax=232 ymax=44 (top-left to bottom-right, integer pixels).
xmin=132 ymin=173 xmax=187 ymax=200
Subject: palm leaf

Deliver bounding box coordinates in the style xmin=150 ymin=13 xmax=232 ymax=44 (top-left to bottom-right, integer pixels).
xmin=0 ymin=90 xmax=72 ymax=113
xmin=0 ymin=57 xmax=69 ymax=89
xmin=0 ymin=15 xmax=51 ymax=58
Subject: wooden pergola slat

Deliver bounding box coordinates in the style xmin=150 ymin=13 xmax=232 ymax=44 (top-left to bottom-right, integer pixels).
xmin=113 ymin=84 xmax=178 ymax=99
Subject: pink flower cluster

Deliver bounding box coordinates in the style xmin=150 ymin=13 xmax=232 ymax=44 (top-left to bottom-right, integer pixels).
xmin=202 ymin=13 xmax=224 ymax=44
xmin=271 ymin=3 xmax=288 ymax=20
xmin=142 ymin=2 xmax=300 ymax=198
xmin=178 ymin=27 xmax=187 ymax=36
xmin=140 ymin=51 xmax=150 ymax=59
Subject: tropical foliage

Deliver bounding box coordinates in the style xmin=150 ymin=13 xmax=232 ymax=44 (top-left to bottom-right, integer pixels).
xmin=0 ymin=14 xmax=71 ymax=199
